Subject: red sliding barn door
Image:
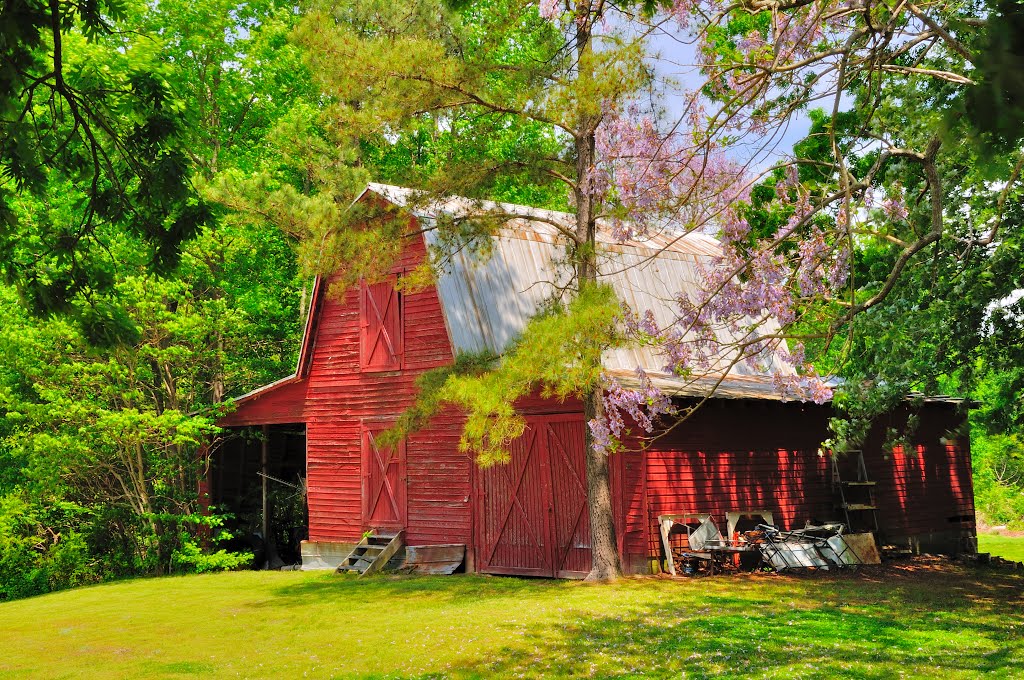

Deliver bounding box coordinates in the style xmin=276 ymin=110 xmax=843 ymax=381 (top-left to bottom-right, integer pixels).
xmin=547 ymin=417 xmax=592 ymax=577
xmin=361 ymin=423 xmax=407 ymax=531
xmin=477 ymin=414 xmax=591 ymax=578
xmin=477 ymin=425 xmax=551 ymax=576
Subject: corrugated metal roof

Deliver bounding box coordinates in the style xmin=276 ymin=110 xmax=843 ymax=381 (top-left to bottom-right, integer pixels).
xmin=365 ymin=183 xmax=798 ymax=400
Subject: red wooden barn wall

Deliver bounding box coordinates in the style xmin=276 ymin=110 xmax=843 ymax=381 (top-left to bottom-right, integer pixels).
xmin=218 ymin=378 xmax=309 ymax=427
xmin=618 ymin=400 xmax=974 ymax=571
xmin=476 ymin=413 xmax=592 ymax=578
xmin=302 ymin=234 xmax=473 ymax=547
xmin=621 ymin=400 xmax=833 ymax=571
xmin=217 ymin=225 xmax=975 ymax=574
xmin=859 ymin=403 xmax=975 ymax=550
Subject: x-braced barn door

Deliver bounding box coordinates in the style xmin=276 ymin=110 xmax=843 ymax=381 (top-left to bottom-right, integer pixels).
xmin=360 ymin=278 xmax=402 ymax=371
xmin=477 ymin=414 xmax=591 ymax=578
xmin=547 ymin=417 xmax=592 ymax=577
xmin=361 ymin=423 xmax=407 ymax=531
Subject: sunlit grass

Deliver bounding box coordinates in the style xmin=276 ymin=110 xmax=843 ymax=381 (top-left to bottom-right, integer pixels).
xmin=1 ymin=565 xmax=1022 ymax=679
xmin=979 ymin=533 xmax=1024 ymax=563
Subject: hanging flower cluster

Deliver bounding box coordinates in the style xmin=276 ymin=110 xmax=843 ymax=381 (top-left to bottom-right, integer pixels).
xmin=593 ymin=102 xmax=749 ymax=241
xmin=589 ymin=369 xmax=677 ymax=454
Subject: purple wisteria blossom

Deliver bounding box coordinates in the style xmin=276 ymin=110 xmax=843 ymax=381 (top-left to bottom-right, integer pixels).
xmin=588 ymin=370 xmax=677 ymax=454
xmin=882 ymin=196 xmax=909 ymax=222
xmin=538 ymin=0 xmax=561 ymax=20
xmin=535 ymin=0 xmax=857 ymax=444
xmin=593 ymin=103 xmax=748 ymax=241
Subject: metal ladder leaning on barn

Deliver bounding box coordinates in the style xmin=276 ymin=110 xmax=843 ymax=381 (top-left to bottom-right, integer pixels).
xmin=831 ymin=450 xmax=880 ymax=534
xmin=336 ymin=531 xmax=404 ymax=577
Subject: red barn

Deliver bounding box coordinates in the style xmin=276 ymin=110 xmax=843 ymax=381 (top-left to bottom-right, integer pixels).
xmin=212 ymin=184 xmax=976 ymax=575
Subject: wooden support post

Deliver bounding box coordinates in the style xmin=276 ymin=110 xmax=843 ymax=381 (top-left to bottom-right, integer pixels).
xmin=261 ymin=424 xmax=269 ymax=562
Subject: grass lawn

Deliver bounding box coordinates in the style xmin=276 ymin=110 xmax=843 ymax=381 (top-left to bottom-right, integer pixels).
xmin=979 ymin=533 xmax=1024 ymax=563
xmin=2 ymin=564 xmax=1023 ymax=679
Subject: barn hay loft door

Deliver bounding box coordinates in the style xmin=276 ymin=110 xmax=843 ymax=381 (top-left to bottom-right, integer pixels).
xmin=477 ymin=414 xmax=591 ymax=578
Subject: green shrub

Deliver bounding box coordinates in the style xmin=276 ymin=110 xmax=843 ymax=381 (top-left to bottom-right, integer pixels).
xmin=171 ymin=534 xmax=253 ymax=573
xmin=972 ymin=433 xmax=1024 ymax=527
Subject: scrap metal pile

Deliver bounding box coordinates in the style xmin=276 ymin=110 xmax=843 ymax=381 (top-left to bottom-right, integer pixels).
xmin=664 ymin=514 xmax=881 ymax=575
xmin=749 ymin=524 xmax=878 ymax=572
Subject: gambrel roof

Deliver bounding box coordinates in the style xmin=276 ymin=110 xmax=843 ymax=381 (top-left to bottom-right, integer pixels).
xmin=227 ymin=182 xmax=807 ymax=417
xmin=362 ymin=183 xmax=798 ymax=400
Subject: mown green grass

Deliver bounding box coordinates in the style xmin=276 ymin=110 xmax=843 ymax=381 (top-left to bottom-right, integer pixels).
xmin=1 ymin=565 xmax=1022 ymax=679
xmin=979 ymin=533 xmax=1024 ymax=563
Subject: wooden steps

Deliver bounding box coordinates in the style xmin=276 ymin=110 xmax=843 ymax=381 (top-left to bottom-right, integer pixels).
xmin=336 ymin=531 xmax=404 ymax=577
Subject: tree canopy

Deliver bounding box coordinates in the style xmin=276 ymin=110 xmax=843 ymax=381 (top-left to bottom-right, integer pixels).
xmin=0 ymin=0 xmax=1022 ymax=594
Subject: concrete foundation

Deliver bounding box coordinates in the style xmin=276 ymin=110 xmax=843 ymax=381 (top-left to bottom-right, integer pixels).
xmin=300 ymin=540 xmax=356 ymax=570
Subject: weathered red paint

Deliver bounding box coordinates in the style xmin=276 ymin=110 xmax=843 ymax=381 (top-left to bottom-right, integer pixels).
xmin=476 ymin=413 xmax=591 ymax=578
xmin=217 ymin=377 xmax=309 ymax=427
xmin=360 ymin=277 xmax=403 ymax=371
xmin=361 ymin=422 xmax=407 ymax=531
xmin=217 ymin=211 xmax=975 ymax=575
xmin=623 ymin=400 xmax=975 ymax=568
xmin=302 ymin=234 xmax=469 ymax=547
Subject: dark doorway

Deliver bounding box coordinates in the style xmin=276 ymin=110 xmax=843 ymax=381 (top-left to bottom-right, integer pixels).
xmin=210 ymin=424 xmax=307 ymax=567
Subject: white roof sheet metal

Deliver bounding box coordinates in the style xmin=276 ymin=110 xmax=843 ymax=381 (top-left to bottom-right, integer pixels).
xmin=365 ymin=183 xmax=797 ymax=400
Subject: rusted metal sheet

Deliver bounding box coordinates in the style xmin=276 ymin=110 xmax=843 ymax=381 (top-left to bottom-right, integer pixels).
xmin=365 ymin=183 xmax=797 ymax=397
xmin=403 ymin=544 xmax=466 ymax=574
xmin=843 ymin=533 xmax=881 ymax=564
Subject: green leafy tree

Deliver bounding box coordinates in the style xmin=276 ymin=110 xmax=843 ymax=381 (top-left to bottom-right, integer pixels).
xmin=216 ymin=0 xmax=682 ymax=580
xmin=0 ymin=0 xmax=313 ymax=597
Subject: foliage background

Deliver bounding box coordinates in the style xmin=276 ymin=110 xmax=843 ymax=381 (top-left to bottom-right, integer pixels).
xmin=2 ymin=0 xmax=1024 ymax=598
xmin=0 ymin=0 xmax=311 ymax=600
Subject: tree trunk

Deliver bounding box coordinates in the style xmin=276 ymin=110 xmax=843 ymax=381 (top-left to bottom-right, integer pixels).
xmin=583 ymin=388 xmax=623 ymax=580
xmin=574 ymin=2 xmax=622 ymax=582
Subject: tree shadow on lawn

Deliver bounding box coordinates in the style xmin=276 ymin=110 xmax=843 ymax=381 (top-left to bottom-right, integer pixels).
xmin=263 ymin=571 xmax=591 ymax=607
xmin=425 ymin=603 xmax=1022 ymax=679
xmin=265 ymin=567 xmax=1024 ymax=679
xmin=481 ymin=569 xmax=1021 ymax=680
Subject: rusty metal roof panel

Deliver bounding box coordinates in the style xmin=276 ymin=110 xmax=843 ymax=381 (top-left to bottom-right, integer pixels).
xmin=606 ymin=368 xmax=794 ymax=401
xmin=373 ymin=183 xmax=797 ymax=395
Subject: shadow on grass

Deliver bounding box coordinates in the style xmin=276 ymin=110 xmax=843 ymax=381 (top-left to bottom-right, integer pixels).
xmin=264 ymin=572 xmax=583 ymax=606
xmin=315 ymin=567 xmax=1024 ymax=679
xmin=426 ymin=605 xmax=1020 ymax=679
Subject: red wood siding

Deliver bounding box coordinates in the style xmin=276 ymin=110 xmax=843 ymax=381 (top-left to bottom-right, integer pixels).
xmin=861 ymin=404 xmax=975 ymax=550
xmin=304 ymin=232 xmax=472 ymax=546
xmin=624 ymin=400 xmax=973 ymax=569
xmin=476 ymin=413 xmax=591 ymax=578
xmin=215 ymin=221 xmax=973 ymax=574
xmin=217 ymin=378 xmax=308 ymax=427
xmin=361 ymin=422 xmax=407 ymax=530
xmin=360 ymin=278 xmax=403 ymax=371
xmin=631 ymin=401 xmax=831 ymax=566
xmin=477 ymin=423 xmax=551 ymax=576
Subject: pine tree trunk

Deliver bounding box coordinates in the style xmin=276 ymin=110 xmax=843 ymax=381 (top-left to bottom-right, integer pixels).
xmin=583 ymin=388 xmax=623 ymax=580
xmin=574 ymin=5 xmax=622 ymax=581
